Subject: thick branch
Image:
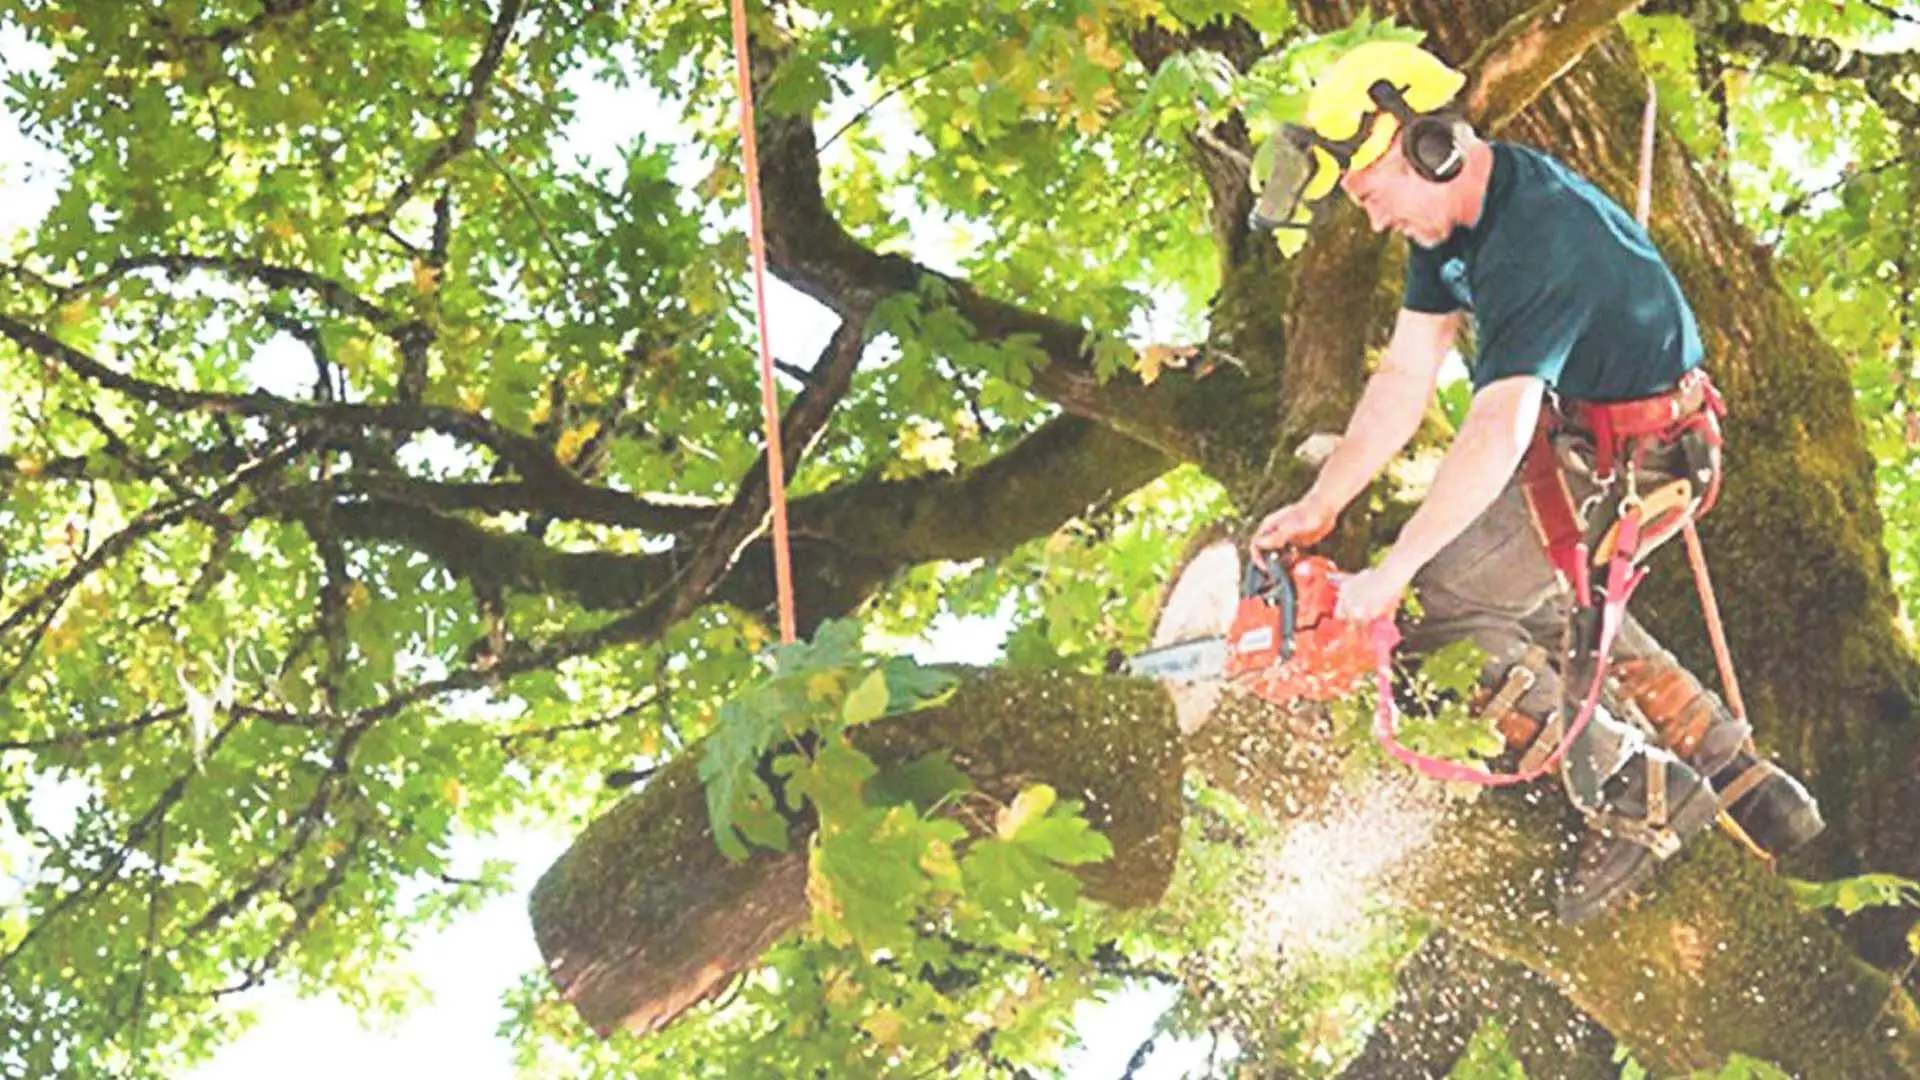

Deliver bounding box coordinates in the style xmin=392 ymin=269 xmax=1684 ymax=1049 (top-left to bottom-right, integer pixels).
xmin=533 ymin=666 xmax=1920 ymax=1073
xmin=1337 ymin=930 xmax=1618 ymax=1080
xmin=698 ymin=313 xmax=868 ymax=595
xmin=1707 ymin=21 xmax=1920 ymax=129
xmin=752 ymin=53 xmax=1207 ymax=458
xmin=0 ymin=312 xmax=573 ymax=487
xmin=528 ymin=668 xmax=1184 ymax=1036
xmin=1462 ymin=0 xmax=1653 ymax=132
xmin=321 ymin=416 xmax=1173 ymax=626
xmin=337 ymin=474 xmax=716 ymax=534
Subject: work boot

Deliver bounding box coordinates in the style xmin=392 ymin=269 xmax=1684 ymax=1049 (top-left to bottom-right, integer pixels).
xmin=1610 ymin=655 xmax=1748 ymax=774
xmin=1711 ymin=749 xmax=1825 ymax=857
xmin=1558 ymin=746 xmax=1720 ymax=924
xmin=1611 ymin=655 xmax=1824 ymax=857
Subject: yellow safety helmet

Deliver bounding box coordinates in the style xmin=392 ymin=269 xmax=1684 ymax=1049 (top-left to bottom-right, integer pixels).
xmin=1251 ymin=41 xmax=1468 ymax=231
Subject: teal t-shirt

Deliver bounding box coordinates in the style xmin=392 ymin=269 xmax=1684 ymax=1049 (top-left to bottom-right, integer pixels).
xmin=1403 ymin=142 xmax=1702 ymax=402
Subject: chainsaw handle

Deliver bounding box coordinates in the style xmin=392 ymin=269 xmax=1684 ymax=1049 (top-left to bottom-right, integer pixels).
xmin=1241 ymin=547 xmax=1289 ymax=598
xmin=1242 ymin=548 xmax=1297 ymax=661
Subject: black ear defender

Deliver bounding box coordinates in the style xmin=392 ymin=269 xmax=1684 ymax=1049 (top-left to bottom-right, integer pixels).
xmin=1367 ymin=80 xmax=1466 ymax=183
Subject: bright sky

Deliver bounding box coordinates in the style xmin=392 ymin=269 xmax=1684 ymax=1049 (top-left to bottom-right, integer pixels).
xmin=0 ymin=20 xmax=1208 ymax=1079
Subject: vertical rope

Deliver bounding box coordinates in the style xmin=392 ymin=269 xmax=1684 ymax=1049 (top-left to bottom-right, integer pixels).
xmin=1636 ymin=75 xmax=1657 ymax=227
xmin=726 ymin=0 xmax=798 ymax=644
xmin=1636 ymin=75 xmax=1752 ymax=731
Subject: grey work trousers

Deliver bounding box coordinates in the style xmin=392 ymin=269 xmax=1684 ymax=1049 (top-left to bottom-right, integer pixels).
xmin=1398 ymin=438 xmax=1698 ymax=811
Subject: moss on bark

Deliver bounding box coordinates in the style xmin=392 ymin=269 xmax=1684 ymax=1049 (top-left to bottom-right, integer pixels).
xmin=529 ymin=667 xmax=1182 ymax=1035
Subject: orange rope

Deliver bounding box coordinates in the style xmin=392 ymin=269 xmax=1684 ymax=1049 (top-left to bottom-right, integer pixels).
xmin=727 ymin=0 xmax=798 ymax=644
xmin=1636 ymin=76 xmax=1657 ymax=227
xmin=1635 ymin=76 xmax=1751 ymax=730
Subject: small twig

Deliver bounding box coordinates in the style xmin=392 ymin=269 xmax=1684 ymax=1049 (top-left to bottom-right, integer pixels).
xmin=1861 ymin=0 xmax=1920 ymax=29
xmin=479 ymin=147 xmax=569 ymax=277
xmin=0 ymin=707 xmax=184 ymax=752
xmin=496 ymin=691 xmax=661 ymax=755
xmin=817 ymin=58 xmax=966 ymax=154
xmin=1777 ymin=156 xmax=1906 ymax=219
xmin=1192 ymin=124 xmax=1254 ymax=173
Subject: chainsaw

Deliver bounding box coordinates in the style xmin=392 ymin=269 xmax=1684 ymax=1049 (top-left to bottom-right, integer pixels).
xmin=1130 ymin=546 xmax=1614 ymax=790
xmin=1127 ymin=548 xmax=1386 ymax=704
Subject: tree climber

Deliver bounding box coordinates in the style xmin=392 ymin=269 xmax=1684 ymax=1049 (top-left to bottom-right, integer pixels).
xmin=1248 ymin=41 xmax=1824 ymax=921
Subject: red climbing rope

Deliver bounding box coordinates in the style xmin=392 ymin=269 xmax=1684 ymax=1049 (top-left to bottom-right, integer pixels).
xmin=726 ymin=0 xmax=798 ymax=644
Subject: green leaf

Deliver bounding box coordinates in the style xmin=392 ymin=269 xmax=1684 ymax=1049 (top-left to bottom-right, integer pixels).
xmin=1788 ymin=872 xmax=1920 ymax=916
xmin=809 ymin=805 xmax=962 ymax=951
xmin=868 ymin=750 xmax=972 ymax=810
xmin=1007 ymin=803 xmax=1113 ymax=866
xmin=1419 ymin=638 xmax=1487 ymax=697
xmin=780 ymin=736 xmax=878 ymax=824
xmin=699 ymin=693 xmax=790 ymax=860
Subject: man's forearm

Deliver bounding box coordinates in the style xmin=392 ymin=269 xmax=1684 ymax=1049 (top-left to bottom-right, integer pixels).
xmin=1383 ymin=379 xmax=1541 ymax=577
xmin=1306 ymin=369 xmax=1430 ymax=513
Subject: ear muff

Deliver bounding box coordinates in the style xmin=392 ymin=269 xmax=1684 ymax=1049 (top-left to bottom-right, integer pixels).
xmin=1403 ymin=113 xmax=1465 ymax=183
xmin=1365 ymin=80 xmax=1465 ymax=185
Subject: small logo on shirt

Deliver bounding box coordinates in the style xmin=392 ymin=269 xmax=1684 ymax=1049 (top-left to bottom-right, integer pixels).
xmin=1440 ymin=258 xmax=1472 ymax=308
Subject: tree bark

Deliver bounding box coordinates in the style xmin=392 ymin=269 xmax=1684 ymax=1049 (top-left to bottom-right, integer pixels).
xmin=529 ymin=669 xmax=1183 ymax=1036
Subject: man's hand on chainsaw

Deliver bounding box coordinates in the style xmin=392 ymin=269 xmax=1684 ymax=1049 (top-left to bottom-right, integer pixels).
xmin=1251 ymin=494 xmax=1338 ymax=553
xmin=1335 ymin=555 xmax=1417 ymax=624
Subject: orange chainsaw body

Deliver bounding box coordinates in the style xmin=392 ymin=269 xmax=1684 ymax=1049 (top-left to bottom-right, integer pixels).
xmin=1225 ymin=553 xmax=1378 ymax=703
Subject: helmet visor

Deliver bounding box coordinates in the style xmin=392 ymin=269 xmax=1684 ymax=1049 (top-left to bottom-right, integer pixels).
xmin=1250 ymin=126 xmax=1324 ymax=231
xmin=1249 ymin=116 xmax=1383 ymax=232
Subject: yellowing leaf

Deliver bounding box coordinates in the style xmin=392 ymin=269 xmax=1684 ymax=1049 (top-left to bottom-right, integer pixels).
xmin=338 ymin=336 xmax=373 ymax=370
xmin=862 ymin=1008 xmax=905 ymax=1047
xmin=899 ymin=421 xmax=957 ymax=472
xmin=841 ymin=669 xmax=889 ymax=726
xmin=996 ymin=783 xmax=1057 ymax=839
xmin=554 ymin=420 xmax=600 ymax=464
xmin=805 ymin=840 xmax=851 ymax=946
xmin=42 ymin=620 xmax=83 ymax=657
xmin=918 ymin=837 xmax=960 ymax=883
xmin=1135 ymin=344 xmax=1198 ymax=386
xmin=806 ymin=671 xmax=841 ymax=702
xmin=740 ymin=619 xmax=769 ymax=652
xmin=410 ymin=258 xmax=441 ymax=296
xmin=54 ymin=300 xmax=87 ymax=327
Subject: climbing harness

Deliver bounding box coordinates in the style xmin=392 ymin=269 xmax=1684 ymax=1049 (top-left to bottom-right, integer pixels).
xmin=1371 ymin=78 xmax=1754 ymax=796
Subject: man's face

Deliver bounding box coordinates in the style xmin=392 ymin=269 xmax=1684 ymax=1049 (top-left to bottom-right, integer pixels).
xmin=1339 ymin=142 xmax=1452 ymax=248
